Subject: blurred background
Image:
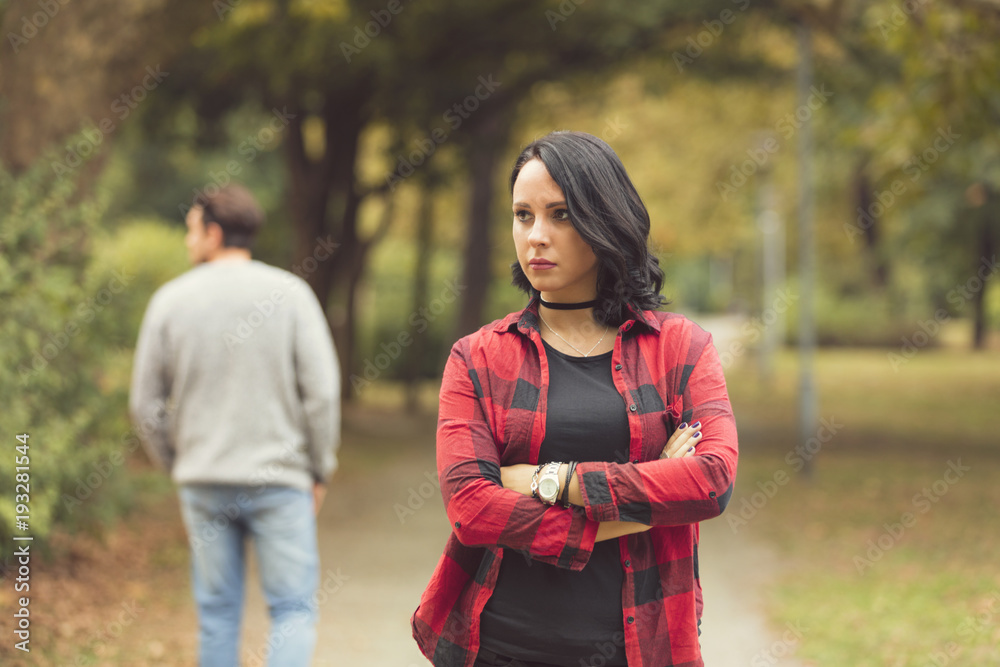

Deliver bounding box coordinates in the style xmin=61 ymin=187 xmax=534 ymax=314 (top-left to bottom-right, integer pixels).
xmin=1 ymin=0 xmax=998 ymax=665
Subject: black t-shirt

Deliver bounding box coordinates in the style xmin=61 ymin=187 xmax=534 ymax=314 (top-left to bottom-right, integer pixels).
xmin=478 ymin=338 xmax=631 ymax=667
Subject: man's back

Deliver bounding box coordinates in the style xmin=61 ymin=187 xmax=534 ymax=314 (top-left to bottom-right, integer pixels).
xmin=129 ymin=259 xmax=340 ymax=492
xmin=130 ymin=185 xmax=333 ymax=667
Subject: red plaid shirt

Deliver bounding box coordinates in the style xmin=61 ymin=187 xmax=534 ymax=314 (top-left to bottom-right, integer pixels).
xmin=412 ymin=295 xmax=739 ymax=667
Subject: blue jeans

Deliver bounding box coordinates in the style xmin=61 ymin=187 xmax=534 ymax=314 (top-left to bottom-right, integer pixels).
xmin=178 ymin=484 xmax=319 ymax=667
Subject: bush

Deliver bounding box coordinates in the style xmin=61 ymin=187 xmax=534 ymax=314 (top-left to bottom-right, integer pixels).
xmin=782 ymin=278 xmax=929 ymax=348
xmin=0 ymin=157 xmax=188 ymax=562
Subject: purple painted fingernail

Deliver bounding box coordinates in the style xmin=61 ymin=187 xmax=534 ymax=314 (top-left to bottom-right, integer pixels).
xmin=693 ymin=431 xmax=702 ymax=439
xmin=678 ymin=422 xmax=688 ymax=430
xmin=688 ymin=447 xmax=695 ymax=453
xmin=692 ymin=421 xmax=702 ymax=429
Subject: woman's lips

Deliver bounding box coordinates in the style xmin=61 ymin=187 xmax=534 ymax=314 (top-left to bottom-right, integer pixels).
xmin=529 ymin=261 xmax=556 ymax=270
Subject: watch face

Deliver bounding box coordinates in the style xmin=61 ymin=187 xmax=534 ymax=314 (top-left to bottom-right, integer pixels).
xmin=539 ymin=477 xmax=559 ymax=500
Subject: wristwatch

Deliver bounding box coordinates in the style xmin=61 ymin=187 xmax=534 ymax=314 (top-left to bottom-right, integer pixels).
xmin=536 ymin=462 xmax=562 ymax=505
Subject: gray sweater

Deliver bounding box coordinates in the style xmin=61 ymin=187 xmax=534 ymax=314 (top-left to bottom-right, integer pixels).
xmin=129 ymin=259 xmax=340 ymax=492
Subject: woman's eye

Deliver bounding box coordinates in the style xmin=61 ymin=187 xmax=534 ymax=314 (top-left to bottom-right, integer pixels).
xmin=552 ymin=209 xmax=570 ymax=221
xmin=514 ymin=210 xmax=531 ymax=222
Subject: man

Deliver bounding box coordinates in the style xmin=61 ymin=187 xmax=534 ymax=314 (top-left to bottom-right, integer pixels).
xmin=129 ymin=183 xmax=340 ymax=666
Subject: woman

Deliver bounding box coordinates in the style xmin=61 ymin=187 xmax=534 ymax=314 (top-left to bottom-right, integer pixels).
xmin=412 ymin=131 xmax=738 ymax=667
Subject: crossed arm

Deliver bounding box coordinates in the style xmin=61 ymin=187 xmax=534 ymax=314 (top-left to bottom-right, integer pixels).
xmin=437 ymin=335 xmax=737 ymax=569
xmin=499 ymin=424 xmax=703 ymax=542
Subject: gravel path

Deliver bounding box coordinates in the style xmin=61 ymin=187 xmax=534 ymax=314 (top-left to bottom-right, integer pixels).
xmin=698 ymin=519 xmax=805 ymax=667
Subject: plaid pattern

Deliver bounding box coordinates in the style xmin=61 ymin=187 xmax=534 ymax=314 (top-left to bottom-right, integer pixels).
xmin=412 ymin=295 xmax=739 ymax=667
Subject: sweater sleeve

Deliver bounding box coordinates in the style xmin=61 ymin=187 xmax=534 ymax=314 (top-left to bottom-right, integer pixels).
xmin=573 ymin=331 xmax=738 ymax=526
xmin=129 ymin=294 xmax=175 ymax=472
xmin=293 ymin=284 xmax=341 ymax=484
xmin=437 ymin=338 xmax=599 ymax=570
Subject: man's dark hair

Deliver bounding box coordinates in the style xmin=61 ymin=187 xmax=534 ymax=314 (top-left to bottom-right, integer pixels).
xmin=509 ymin=131 xmax=668 ymax=327
xmin=193 ymin=183 xmax=265 ymax=249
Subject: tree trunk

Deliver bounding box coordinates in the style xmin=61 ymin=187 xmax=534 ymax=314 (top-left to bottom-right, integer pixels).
xmin=972 ymin=201 xmax=996 ymax=350
xmin=454 ymin=112 xmax=514 ymax=339
xmin=405 ymin=185 xmax=435 ymax=413
xmin=852 ymin=157 xmax=889 ymax=289
xmin=283 ymin=81 xmax=375 ymax=402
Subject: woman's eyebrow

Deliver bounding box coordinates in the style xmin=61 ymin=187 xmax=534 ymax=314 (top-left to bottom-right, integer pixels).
xmin=512 ymin=201 xmax=567 ymax=208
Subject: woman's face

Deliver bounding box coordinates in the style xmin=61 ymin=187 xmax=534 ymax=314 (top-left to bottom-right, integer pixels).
xmin=512 ymin=158 xmax=599 ymax=302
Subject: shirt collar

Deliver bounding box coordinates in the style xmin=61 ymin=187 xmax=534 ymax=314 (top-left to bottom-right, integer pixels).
xmin=492 ymin=293 xmax=662 ymax=335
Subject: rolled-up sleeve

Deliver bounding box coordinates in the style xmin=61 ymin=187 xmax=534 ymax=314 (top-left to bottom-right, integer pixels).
xmin=437 ymin=339 xmax=599 ymax=570
xmin=573 ymin=332 xmax=738 ymax=526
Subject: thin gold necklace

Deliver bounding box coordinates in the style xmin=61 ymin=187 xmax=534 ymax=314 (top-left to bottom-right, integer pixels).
xmin=538 ymin=312 xmax=610 ymax=357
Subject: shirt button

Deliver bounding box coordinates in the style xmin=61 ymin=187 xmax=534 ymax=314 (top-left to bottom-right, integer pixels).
xmin=615 ymin=363 xmax=622 ymax=371
xmin=624 ymin=559 xmax=631 ymax=567
xmin=454 ymin=521 xmax=461 ymax=528
xmin=632 ymin=459 xmax=639 ymax=464
xmin=627 ymin=616 xmax=635 ymax=624
xmin=629 ymin=404 xmax=637 ymax=412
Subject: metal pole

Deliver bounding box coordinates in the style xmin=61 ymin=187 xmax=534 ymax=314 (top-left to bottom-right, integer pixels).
xmin=758 ymin=171 xmax=783 ymax=387
xmin=796 ymin=22 xmax=818 ymax=478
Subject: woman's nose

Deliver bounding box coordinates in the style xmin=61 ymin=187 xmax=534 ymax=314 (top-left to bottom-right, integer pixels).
xmin=528 ymin=218 xmax=550 ymax=246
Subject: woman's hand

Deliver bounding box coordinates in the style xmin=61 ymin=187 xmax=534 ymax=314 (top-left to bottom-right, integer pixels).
xmin=502 ymin=420 xmax=702 ymax=503
xmin=500 ymin=463 xmax=538 ymax=497
xmin=660 ymin=421 xmax=702 ymax=459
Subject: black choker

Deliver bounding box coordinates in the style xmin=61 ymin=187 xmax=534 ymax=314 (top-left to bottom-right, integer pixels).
xmin=539 ymin=297 xmax=598 ymax=310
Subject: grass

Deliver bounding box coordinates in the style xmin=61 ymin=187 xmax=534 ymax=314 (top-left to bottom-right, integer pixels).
xmin=724 ymin=346 xmax=1000 ymax=666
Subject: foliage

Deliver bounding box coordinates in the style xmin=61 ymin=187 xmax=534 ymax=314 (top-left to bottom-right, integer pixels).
xmin=0 ymin=153 xmax=188 ymax=561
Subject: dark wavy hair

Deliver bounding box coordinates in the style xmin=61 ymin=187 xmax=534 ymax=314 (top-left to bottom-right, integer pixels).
xmin=509 ymin=131 xmax=668 ymax=326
